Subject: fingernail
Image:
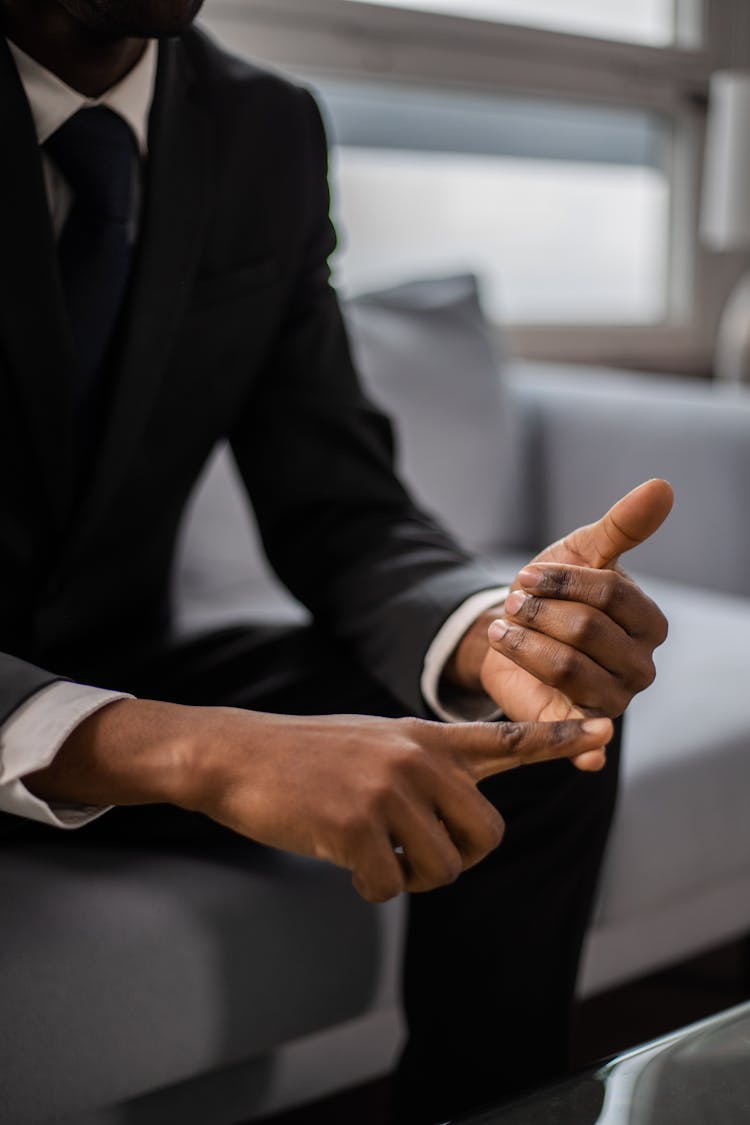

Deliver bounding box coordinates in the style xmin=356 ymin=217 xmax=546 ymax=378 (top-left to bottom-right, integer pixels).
xmin=504 ymin=589 xmax=528 ymax=616
xmin=488 ymin=619 xmax=510 ymax=643
xmin=582 ymin=718 xmax=612 ymax=738
xmin=517 ymin=567 xmax=542 ymax=591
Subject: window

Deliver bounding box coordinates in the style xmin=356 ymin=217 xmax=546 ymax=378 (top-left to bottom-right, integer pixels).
xmin=346 ymin=0 xmax=683 ymax=48
xmin=319 ymin=82 xmax=670 ymax=324
xmin=202 ymin=0 xmax=750 ymax=371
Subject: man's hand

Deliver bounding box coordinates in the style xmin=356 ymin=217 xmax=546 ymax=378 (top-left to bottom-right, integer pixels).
xmin=449 ymin=479 xmax=673 ymax=769
xmin=27 ymin=698 xmax=612 ymax=902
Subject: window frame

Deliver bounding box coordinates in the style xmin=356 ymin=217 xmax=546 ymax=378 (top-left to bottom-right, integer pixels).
xmin=202 ymin=0 xmax=750 ymax=373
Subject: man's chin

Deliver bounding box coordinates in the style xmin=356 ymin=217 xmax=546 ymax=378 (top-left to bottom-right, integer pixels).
xmin=59 ymin=0 xmax=205 ymax=38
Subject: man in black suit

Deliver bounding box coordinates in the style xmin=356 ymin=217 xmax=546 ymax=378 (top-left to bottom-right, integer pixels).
xmin=0 ymin=1 xmax=672 ymax=1119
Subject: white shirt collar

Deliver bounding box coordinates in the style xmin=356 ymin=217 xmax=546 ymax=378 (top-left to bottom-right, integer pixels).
xmin=6 ymin=37 xmax=157 ymax=154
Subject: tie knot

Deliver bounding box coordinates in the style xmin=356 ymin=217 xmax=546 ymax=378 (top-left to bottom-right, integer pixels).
xmin=46 ymin=106 xmax=137 ymax=224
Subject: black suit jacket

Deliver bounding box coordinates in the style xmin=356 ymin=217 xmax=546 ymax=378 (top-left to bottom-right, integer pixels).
xmin=0 ymin=27 xmax=501 ymax=730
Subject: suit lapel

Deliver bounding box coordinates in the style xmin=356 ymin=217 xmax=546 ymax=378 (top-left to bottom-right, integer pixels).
xmin=0 ymin=39 xmax=77 ymax=528
xmin=63 ymin=35 xmax=214 ymax=566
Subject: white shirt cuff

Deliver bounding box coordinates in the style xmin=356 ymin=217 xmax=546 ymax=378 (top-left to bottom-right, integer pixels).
xmin=0 ymin=681 xmax=133 ymax=828
xmin=421 ymin=587 xmax=510 ymax=723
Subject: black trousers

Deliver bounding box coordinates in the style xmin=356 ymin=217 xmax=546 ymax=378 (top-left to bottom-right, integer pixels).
xmin=33 ymin=623 xmax=621 ymax=1123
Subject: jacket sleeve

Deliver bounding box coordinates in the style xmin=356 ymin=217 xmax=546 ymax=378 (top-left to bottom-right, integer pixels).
xmin=0 ymin=652 xmax=63 ymax=727
xmin=229 ymin=91 xmax=505 ymax=714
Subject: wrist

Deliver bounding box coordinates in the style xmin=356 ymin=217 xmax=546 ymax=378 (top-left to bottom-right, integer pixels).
xmin=442 ymin=607 xmax=503 ymax=695
xmin=26 ymin=697 xmax=200 ymax=810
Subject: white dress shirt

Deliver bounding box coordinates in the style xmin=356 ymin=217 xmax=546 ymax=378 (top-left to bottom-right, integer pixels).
xmin=0 ymin=38 xmax=507 ymax=830
xmin=9 ymin=38 xmax=156 ymax=235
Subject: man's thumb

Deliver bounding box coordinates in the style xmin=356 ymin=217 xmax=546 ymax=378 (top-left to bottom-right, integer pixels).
xmin=566 ymin=479 xmax=674 ymax=569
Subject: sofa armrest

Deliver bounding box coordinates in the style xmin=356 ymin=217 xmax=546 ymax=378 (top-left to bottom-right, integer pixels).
xmin=505 ymin=361 xmax=750 ymax=597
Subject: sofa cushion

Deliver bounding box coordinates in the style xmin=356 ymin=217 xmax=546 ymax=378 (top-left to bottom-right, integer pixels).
xmin=0 ymin=840 xmax=379 ymax=1123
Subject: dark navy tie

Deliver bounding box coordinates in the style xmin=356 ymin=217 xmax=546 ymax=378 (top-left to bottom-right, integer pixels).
xmin=45 ymin=106 xmax=138 ymax=404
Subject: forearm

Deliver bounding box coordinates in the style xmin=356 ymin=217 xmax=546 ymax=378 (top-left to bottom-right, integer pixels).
xmin=25 ymin=697 xmax=195 ymax=810
xmin=25 ymin=692 xmax=612 ymax=903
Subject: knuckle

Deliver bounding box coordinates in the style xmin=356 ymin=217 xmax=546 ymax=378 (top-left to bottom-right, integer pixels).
xmin=368 ymin=876 xmax=403 ymax=903
xmin=522 ymin=596 xmax=543 ymax=625
xmin=356 ymin=883 xmax=379 ymax=903
xmin=542 ymin=569 xmax=572 ymax=596
xmin=362 ymin=780 xmax=393 ymax=819
xmin=393 ymin=716 xmax=427 ymax=742
xmin=632 ymin=655 xmax=657 ymax=691
xmin=498 ymin=721 xmax=526 ymax=754
xmin=471 ymin=808 xmax=506 ymax=858
xmin=488 ymin=809 xmax=506 ymax=848
xmin=530 ymin=719 xmax=576 ymax=758
xmin=336 ymin=810 xmax=367 ymax=846
xmin=553 ymin=720 xmax=581 ymax=746
xmin=503 ymin=626 xmax=526 ymax=652
xmin=379 ymin=735 xmax=430 ymax=784
xmin=425 ymin=857 xmax=462 ymax=889
xmin=552 ymin=648 xmax=580 ymax=686
xmin=407 ymin=876 xmax=434 ymax=895
xmin=355 ymin=873 xmax=396 ymax=903
xmin=597 ymin=572 xmax=623 ymax=612
xmin=610 ymin=684 xmax=632 ymax=717
xmin=654 ymin=612 xmax=669 ymax=645
xmin=442 ymin=856 xmax=464 ymax=885
xmin=458 ymin=796 xmax=503 ymax=864
xmin=417 ymin=850 xmax=463 ymax=891
xmin=569 ymin=609 xmax=597 ymax=646
xmin=393 ymin=743 xmax=434 ymax=784
xmin=611 ymin=688 xmax=629 ymax=715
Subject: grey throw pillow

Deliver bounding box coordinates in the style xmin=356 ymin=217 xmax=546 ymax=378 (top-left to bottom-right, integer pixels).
xmin=344 ymin=274 xmax=528 ymax=553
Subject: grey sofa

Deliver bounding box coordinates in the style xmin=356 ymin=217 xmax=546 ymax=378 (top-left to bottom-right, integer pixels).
xmin=3 ymin=276 xmax=750 ymax=1124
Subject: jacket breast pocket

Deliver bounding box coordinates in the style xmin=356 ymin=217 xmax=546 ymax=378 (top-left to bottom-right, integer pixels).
xmin=191 ymin=258 xmax=281 ymax=310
